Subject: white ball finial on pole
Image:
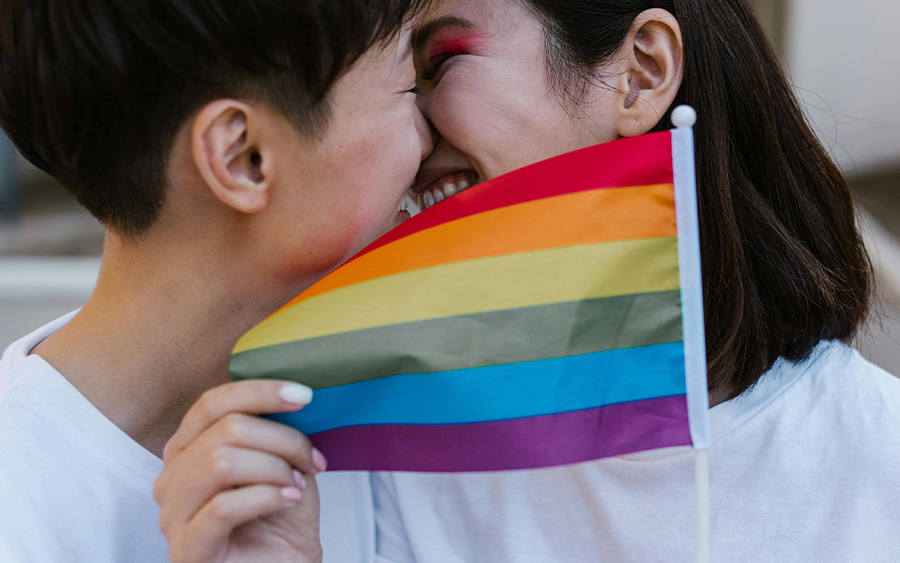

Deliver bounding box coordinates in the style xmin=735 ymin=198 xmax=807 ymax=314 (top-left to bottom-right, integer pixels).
xmin=672 ymin=105 xmax=697 ymax=129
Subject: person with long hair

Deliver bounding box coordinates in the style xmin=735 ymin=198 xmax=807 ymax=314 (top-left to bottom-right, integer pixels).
xmin=156 ymin=1 xmax=900 ymax=561
xmin=368 ymin=1 xmax=899 ymax=560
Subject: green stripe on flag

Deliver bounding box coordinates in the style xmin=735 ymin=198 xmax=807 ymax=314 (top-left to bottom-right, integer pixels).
xmin=230 ymin=290 xmax=683 ymax=389
xmin=233 ymin=237 xmax=680 ymax=354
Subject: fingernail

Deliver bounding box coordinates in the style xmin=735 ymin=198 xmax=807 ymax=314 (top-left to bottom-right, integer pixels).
xmin=281 ymin=486 xmax=303 ymax=503
xmin=293 ymin=469 xmax=307 ymax=492
xmin=278 ymin=383 xmax=313 ymax=406
xmin=312 ymin=448 xmax=328 ymax=473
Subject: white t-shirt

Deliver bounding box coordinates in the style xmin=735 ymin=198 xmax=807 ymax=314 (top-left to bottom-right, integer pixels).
xmin=0 ymin=313 xmax=374 ymax=563
xmin=373 ymin=341 xmax=900 ymax=562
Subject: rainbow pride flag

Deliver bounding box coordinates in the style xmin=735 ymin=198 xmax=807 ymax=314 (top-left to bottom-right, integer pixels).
xmin=231 ymin=124 xmax=709 ymax=472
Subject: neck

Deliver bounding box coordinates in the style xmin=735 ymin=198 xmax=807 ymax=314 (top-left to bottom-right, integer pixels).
xmin=32 ymin=232 xmax=300 ymax=457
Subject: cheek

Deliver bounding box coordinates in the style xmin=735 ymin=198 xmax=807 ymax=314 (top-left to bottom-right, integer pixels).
xmin=431 ymin=77 xmax=492 ymax=140
xmin=364 ymin=106 xmax=423 ymax=178
xmin=334 ymin=108 xmax=422 ymax=226
xmin=431 ymin=75 xmax=552 ymax=179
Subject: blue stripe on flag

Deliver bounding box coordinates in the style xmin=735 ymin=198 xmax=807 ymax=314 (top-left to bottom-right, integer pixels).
xmin=269 ymin=342 xmax=687 ymax=434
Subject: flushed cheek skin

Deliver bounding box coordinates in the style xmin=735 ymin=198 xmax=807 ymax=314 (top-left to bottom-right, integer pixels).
xmin=415 ymin=0 xmax=623 ymax=187
xmin=269 ymin=35 xmax=429 ymax=282
xmin=320 ymin=44 xmax=428 ymax=250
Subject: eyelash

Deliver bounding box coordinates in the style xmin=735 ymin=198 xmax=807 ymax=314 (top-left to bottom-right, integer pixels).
xmin=421 ymin=53 xmax=454 ymax=82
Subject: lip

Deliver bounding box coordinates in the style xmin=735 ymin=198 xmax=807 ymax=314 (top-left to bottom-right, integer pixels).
xmin=395 ymin=209 xmax=411 ymax=226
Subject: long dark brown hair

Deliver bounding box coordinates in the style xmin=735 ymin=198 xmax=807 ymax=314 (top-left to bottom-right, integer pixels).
xmin=523 ymin=0 xmax=873 ymax=399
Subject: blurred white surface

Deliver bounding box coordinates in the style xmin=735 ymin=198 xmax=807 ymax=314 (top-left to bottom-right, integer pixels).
xmin=856 ymin=301 xmax=900 ymax=378
xmin=854 ymin=210 xmax=900 ymax=375
xmin=0 ymin=257 xmax=99 ymax=349
xmin=860 ymin=209 xmax=900 ymax=311
xmin=0 ymin=256 xmax=100 ymax=299
xmin=786 ymin=0 xmax=900 ymax=173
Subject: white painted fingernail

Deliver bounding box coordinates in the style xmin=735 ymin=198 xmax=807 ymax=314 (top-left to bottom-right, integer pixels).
xmin=312 ymin=448 xmax=328 ymax=473
xmin=278 ymin=383 xmax=313 ymax=405
xmin=281 ymin=486 xmax=303 ymax=503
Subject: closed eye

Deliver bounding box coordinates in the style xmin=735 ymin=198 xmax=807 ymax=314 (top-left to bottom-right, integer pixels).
xmin=421 ymin=53 xmax=455 ymax=82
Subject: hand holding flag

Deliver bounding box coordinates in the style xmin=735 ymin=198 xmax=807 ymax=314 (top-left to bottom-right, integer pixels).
xmin=231 ymin=110 xmax=709 ymax=475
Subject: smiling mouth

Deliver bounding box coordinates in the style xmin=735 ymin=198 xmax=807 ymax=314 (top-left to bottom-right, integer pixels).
xmin=400 ymin=171 xmax=481 ymax=217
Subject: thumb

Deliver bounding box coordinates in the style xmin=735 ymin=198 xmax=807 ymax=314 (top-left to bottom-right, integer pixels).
xmin=275 ymin=472 xmax=323 ymax=559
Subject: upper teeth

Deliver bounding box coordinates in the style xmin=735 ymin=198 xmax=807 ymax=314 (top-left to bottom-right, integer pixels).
xmin=421 ymin=178 xmax=474 ymax=210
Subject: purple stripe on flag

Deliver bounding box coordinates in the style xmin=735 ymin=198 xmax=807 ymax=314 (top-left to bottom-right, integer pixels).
xmin=310 ymin=395 xmax=691 ymax=472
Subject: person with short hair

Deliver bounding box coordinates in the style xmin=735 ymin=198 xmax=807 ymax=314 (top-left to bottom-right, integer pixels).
xmin=0 ymin=1 xmax=432 ymax=561
xmin=155 ymin=1 xmax=900 ymax=562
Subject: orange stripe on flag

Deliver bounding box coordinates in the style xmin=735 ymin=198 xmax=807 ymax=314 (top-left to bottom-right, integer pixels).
xmin=290 ymin=184 xmax=675 ymax=305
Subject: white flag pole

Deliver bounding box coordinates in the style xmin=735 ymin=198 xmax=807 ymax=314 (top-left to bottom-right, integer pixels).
xmin=671 ymin=105 xmax=711 ymax=563
xmin=695 ymin=448 xmax=711 ymax=563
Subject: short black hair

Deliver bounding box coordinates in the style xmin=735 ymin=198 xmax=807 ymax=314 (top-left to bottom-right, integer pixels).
xmin=0 ymin=0 xmax=427 ymax=237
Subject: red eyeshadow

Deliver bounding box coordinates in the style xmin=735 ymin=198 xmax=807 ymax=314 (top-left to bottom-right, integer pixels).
xmin=427 ymin=35 xmax=482 ymax=66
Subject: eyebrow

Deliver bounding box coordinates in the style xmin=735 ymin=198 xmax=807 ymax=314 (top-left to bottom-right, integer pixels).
xmin=411 ymin=16 xmax=476 ymax=51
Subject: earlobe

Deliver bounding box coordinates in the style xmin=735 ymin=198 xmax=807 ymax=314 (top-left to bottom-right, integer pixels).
xmin=615 ymin=9 xmax=683 ymax=137
xmin=191 ymin=100 xmax=272 ymax=214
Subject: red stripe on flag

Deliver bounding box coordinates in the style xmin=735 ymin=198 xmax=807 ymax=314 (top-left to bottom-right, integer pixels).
xmin=351 ymin=131 xmax=674 ymax=263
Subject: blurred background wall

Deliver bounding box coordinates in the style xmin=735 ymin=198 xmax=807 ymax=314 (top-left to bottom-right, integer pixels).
xmin=756 ymin=0 xmax=900 ymax=374
xmin=1 ymin=0 xmax=898 ymax=373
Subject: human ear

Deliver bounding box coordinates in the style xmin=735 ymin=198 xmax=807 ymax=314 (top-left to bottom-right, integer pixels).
xmin=613 ymin=9 xmax=684 ymax=138
xmin=191 ymin=100 xmax=272 ymax=214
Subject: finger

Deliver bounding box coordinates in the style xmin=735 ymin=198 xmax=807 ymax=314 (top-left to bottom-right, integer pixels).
xmin=171 ymin=485 xmax=302 ymax=563
xmin=159 ymin=445 xmax=299 ymax=532
xmin=198 ymin=446 xmax=297 ymax=499
xmin=204 ymin=413 xmax=323 ymax=475
xmin=165 ymin=380 xmax=312 ymax=460
xmin=156 ymin=414 xmax=325 ymax=531
xmin=158 ymin=414 xmax=321 ymax=508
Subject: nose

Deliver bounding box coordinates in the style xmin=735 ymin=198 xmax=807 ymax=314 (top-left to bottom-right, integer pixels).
xmin=416 ymin=109 xmax=435 ymax=161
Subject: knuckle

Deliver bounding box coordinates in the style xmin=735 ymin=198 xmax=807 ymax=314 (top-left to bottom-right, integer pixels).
xmin=209 ymin=495 xmax=234 ymax=522
xmin=220 ymin=413 xmax=246 ymax=442
xmin=152 ymin=478 xmax=164 ymax=502
xmin=161 ymin=441 xmax=176 ymax=462
xmin=157 ymin=508 xmax=172 ymax=534
xmin=196 ymin=390 xmax=219 ymax=419
xmin=209 ymin=448 xmax=235 ymax=478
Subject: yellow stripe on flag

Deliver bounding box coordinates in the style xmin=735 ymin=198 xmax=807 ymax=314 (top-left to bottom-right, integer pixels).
xmin=234 ymin=237 xmax=680 ymax=354
xmin=293 ymin=184 xmax=676 ymax=304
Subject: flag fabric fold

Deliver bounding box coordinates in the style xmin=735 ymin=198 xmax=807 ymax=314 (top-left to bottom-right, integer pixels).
xmin=231 ymin=128 xmax=709 ymax=472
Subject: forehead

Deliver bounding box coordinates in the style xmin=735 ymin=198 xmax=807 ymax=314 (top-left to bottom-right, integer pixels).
xmin=338 ymin=28 xmax=414 ymax=86
xmin=412 ymin=0 xmax=531 ymax=48
xmin=417 ymin=0 xmax=515 ymax=18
